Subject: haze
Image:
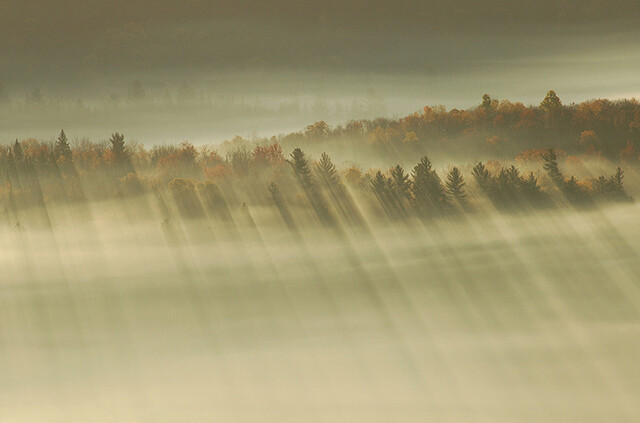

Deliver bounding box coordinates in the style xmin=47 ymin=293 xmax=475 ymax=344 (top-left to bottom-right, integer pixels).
xmin=1 ymin=0 xmax=640 ymax=143
xmin=2 ymin=2 xmax=640 ymax=422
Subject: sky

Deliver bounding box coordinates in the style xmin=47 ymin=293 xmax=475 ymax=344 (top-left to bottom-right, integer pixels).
xmin=1 ymin=0 xmax=640 ymax=141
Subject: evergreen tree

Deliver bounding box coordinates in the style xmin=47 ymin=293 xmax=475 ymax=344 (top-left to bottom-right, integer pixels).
xmin=267 ymin=182 xmax=282 ymax=204
xmin=542 ymin=149 xmax=563 ymax=186
xmin=390 ymin=165 xmax=411 ymax=201
xmin=287 ymin=148 xmax=314 ymax=191
xmin=597 ymin=167 xmax=631 ymax=201
xmin=315 ymin=152 xmax=339 ymax=189
xmin=371 ymin=170 xmax=393 ymax=214
xmin=287 ymin=148 xmax=333 ymax=225
xmin=613 ymin=167 xmax=624 ymax=193
xmin=54 ymin=129 xmax=72 ymax=160
xmin=371 ymin=171 xmax=388 ymax=197
xmin=520 ymin=172 xmax=546 ymax=205
xmin=411 ymin=156 xmax=448 ymax=214
xmin=110 ymin=132 xmax=126 ymax=161
xmin=472 ymin=162 xmax=491 ymax=188
xmin=12 ymin=139 xmax=23 ymax=163
xmin=445 ymin=167 xmax=467 ymax=205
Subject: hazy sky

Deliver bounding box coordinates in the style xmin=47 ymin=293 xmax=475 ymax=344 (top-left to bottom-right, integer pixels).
xmin=2 ymin=1 xmax=638 ymax=79
xmin=1 ymin=0 xmax=640 ymax=140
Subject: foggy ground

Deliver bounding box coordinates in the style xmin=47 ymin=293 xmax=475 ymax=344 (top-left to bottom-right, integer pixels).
xmin=2 ymin=199 xmax=639 ymax=422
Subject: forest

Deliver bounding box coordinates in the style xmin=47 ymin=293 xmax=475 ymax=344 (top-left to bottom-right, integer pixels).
xmin=1 ymin=91 xmax=637 ymax=230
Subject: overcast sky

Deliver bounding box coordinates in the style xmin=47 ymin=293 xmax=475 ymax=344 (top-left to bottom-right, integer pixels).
xmin=1 ymin=0 xmax=639 ymax=107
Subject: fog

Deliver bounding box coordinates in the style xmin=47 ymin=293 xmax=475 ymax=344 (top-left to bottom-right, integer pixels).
xmin=2 ymin=0 xmax=640 ymax=145
xmin=3 ymin=0 xmax=640 ymax=420
xmin=2 ymin=195 xmax=640 ymax=422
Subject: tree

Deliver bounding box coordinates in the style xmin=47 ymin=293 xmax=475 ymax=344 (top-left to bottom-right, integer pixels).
xmin=54 ymin=130 xmax=72 ymax=160
xmin=287 ymin=148 xmax=333 ymax=224
xmin=520 ymin=172 xmax=546 ymax=205
xmin=445 ymin=167 xmax=467 ymax=205
xmin=315 ymin=152 xmax=339 ymax=189
xmin=472 ymin=162 xmax=491 ymax=188
xmin=227 ymin=147 xmax=252 ymax=177
xmin=411 ymin=156 xmax=448 ymax=214
xmin=110 ymin=132 xmax=127 ymax=161
xmin=597 ymin=167 xmax=631 ymax=201
xmin=268 ymin=182 xmax=282 ymax=204
xmin=287 ymin=148 xmax=314 ymax=191
xmin=542 ymin=149 xmax=563 ymax=186
xmin=540 ymin=90 xmax=562 ymax=113
xmin=12 ymin=140 xmax=23 ymax=163
xmin=371 ymin=171 xmax=389 ymax=203
xmin=304 ymin=121 xmax=330 ymax=140
xmin=481 ymin=94 xmax=492 ymax=111
xmin=389 ymin=165 xmax=411 ymax=200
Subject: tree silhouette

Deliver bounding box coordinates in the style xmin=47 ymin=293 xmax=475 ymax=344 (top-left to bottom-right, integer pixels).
xmin=472 ymin=162 xmax=491 ymax=188
xmin=540 ymin=90 xmax=562 ymax=113
xmin=12 ymin=140 xmax=23 ymax=163
xmin=481 ymin=94 xmax=492 ymax=111
xmin=411 ymin=156 xmax=448 ymax=215
xmin=445 ymin=167 xmax=467 ymax=206
xmin=542 ymin=149 xmax=563 ymax=186
xmin=287 ymin=148 xmax=333 ymax=225
xmin=390 ymin=165 xmax=411 ymax=201
xmin=315 ymin=152 xmax=339 ymax=189
xmin=596 ymin=167 xmax=631 ymax=201
xmin=110 ymin=132 xmax=126 ymax=161
xmin=287 ymin=148 xmax=314 ymax=191
xmin=371 ymin=170 xmax=394 ymax=216
xmin=54 ymin=130 xmax=72 ymax=161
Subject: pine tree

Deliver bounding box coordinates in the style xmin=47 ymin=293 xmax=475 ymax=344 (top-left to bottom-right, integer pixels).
xmin=110 ymin=132 xmax=126 ymax=161
xmin=287 ymin=148 xmax=313 ymax=191
xmin=54 ymin=129 xmax=72 ymax=160
xmin=472 ymin=162 xmax=490 ymax=188
xmin=267 ymin=182 xmax=282 ymax=204
xmin=390 ymin=165 xmax=411 ymax=200
xmin=315 ymin=152 xmax=339 ymax=189
xmin=445 ymin=167 xmax=467 ymax=205
xmin=287 ymin=148 xmax=333 ymax=225
xmin=542 ymin=149 xmax=563 ymax=186
xmin=12 ymin=139 xmax=23 ymax=163
xmin=520 ymin=172 xmax=545 ymax=205
xmin=411 ymin=156 xmax=448 ymax=214
xmin=371 ymin=171 xmax=388 ymax=197
xmin=598 ymin=167 xmax=631 ymax=201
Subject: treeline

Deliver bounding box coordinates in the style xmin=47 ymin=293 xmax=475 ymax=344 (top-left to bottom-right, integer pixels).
xmin=0 ymin=130 xmax=632 ymax=229
xmin=271 ymin=91 xmax=640 ymax=162
xmin=0 ymin=81 xmax=386 ymax=125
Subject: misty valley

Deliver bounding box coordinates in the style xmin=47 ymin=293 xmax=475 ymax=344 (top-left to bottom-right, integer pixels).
xmin=2 ymin=92 xmax=640 ymax=422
